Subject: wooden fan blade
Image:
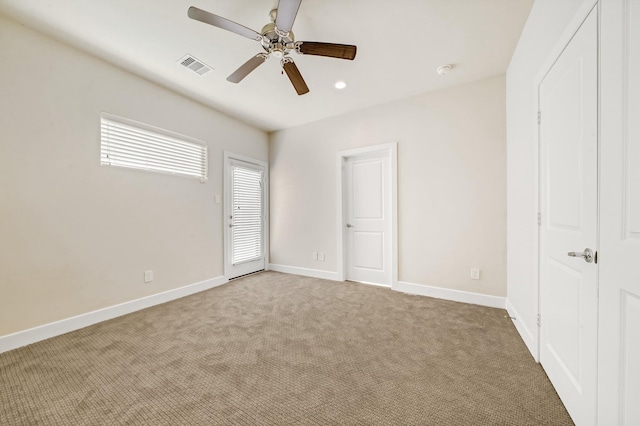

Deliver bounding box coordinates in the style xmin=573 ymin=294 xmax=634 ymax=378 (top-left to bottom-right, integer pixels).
xmin=275 ymin=0 xmax=302 ymax=33
xmin=297 ymin=42 xmax=357 ymax=60
xmin=282 ymin=60 xmax=309 ymax=95
xmin=188 ymin=7 xmax=262 ymax=41
xmin=227 ymin=54 xmax=268 ymax=83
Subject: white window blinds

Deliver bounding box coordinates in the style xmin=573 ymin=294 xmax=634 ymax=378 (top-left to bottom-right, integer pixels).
xmin=100 ymin=114 xmax=208 ymax=181
xmin=231 ymin=164 xmax=264 ymax=265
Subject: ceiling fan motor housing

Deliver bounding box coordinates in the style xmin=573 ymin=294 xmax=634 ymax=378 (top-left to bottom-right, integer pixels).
xmin=260 ymin=22 xmax=294 ymax=58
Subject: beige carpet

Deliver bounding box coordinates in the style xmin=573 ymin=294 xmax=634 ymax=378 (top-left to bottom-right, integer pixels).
xmin=0 ymin=271 xmax=573 ymax=425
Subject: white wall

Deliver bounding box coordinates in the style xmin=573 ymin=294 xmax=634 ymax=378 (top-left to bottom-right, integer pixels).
xmin=506 ymin=0 xmax=592 ymax=355
xmin=270 ymin=75 xmax=507 ymax=297
xmin=0 ymin=15 xmax=268 ymax=336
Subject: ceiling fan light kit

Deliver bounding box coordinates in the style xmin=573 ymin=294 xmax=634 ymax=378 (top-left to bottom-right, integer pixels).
xmin=187 ymin=0 xmax=357 ymax=95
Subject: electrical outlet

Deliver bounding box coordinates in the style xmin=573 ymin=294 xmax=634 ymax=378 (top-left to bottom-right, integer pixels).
xmin=318 ymin=253 xmax=325 ymax=262
xmin=312 ymin=252 xmax=318 ymax=261
xmin=144 ymin=270 xmax=153 ymax=283
xmin=470 ymin=268 xmax=480 ymax=280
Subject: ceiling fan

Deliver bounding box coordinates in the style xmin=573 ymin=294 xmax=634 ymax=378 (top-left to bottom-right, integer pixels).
xmin=187 ymin=0 xmax=357 ymax=95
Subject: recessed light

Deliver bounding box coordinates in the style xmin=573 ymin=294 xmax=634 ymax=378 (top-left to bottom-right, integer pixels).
xmin=334 ymin=81 xmax=347 ymax=90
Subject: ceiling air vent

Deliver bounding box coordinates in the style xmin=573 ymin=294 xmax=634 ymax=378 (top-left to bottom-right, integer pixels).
xmin=178 ymin=54 xmax=212 ymax=75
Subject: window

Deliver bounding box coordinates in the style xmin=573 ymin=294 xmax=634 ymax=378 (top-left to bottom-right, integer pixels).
xmin=100 ymin=113 xmax=208 ymax=181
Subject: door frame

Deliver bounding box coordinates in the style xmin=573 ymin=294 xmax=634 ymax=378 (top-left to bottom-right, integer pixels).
xmin=336 ymin=143 xmax=398 ymax=288
xmin=223 ymin=151 xmax=269 ymax=279
xmin=527 ymin=0 xmax=599 ymax=362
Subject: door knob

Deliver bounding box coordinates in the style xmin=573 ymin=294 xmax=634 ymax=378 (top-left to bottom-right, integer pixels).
xmin=346 ymin=223 xmax=353 ymax=228
xmin=567 ymin=248 xmax=594 ymax=263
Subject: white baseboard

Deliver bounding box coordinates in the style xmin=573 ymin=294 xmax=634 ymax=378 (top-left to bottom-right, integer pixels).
xmin=0 ymin=275 xmax=228 ymax=354
xmin=394 ymin=281 xmax=506 ymax=309
xmin=505 ymin=298 xmax=539 ymax=361
xmin=267 ymin=264 xmax=504 ymax=309
xmin=267 ymin=264 xmax=342 ymax=281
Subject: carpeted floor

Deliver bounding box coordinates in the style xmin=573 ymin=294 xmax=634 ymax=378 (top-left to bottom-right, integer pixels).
xmin=0 ymin=271 xmax=573 ymax=425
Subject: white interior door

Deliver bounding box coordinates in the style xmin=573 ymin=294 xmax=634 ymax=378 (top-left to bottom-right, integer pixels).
xmin=224 ymin=153 xmax=267 ymax=279
xmin=538 ymin=9 xmax=598 ymax=426
xmin=598 ymin=0 xmax=640 ymax=423
xmin=344 ymin=151 xmax=391 ymax=286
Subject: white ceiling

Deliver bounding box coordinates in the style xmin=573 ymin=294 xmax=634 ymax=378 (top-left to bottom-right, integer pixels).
xmin=0 ymin=0 xmax=533 ymax=132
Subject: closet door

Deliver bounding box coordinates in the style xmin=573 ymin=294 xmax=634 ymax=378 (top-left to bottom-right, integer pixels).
xmin=537 ymin=8 xmax=598 ymax=425
xmin=344 ymin=151 xmax=392 ymax=286
xmin=598 ymin=1 xmax=640 ymax=424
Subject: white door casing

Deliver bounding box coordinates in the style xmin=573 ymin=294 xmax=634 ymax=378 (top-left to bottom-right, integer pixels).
xmin=337 ymin=144 xmax=397 ymax=287
xmin=224 ymin=152 xmax=268 ymax=279
xmin=538 ymin=8 xmax=598 ymax=426
xmin=598 ymin=0 xmax=640 ymax=423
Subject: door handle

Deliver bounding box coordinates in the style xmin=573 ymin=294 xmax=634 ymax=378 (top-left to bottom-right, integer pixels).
xmin=567 ymin=248 xmax=594 ymax=263
xmin=346 ymin=223 xmax=353 ymax=228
